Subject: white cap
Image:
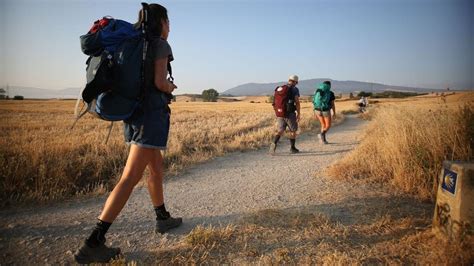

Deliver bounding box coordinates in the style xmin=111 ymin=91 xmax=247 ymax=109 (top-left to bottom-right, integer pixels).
xmin=288 ymin=75 xmax=299 ymax=82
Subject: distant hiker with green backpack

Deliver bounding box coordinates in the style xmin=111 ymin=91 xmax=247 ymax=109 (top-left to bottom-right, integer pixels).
xmin=313 ymin=81 xmax=336 ymax=144
xmin=270 ymin=75 xmax=301 ymax=154
xmin=74 ymin=3 xmax=181 ymax=264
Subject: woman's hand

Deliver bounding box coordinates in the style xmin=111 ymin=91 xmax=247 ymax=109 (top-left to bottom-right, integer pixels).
xmin=167 ymin=82 xmax=177 ymax=94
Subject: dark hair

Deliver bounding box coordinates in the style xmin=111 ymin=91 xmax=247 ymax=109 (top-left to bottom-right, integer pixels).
xmin=323 ymin=81 xmax=331 ymax=86
xmin=135 ymin=3 xmax=168 ymax=37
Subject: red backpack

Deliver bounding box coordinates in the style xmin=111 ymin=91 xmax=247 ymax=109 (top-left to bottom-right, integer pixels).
xmin=273 ymin=85 xmax=291 ymax=117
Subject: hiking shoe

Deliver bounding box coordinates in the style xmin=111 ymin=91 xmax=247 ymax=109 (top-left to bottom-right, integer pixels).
xmin=269 ymin=143 xmax=277 ymax=155
xmin=74 ymin=241 xmax=121 ymax=264
xmin=156 ymin=216 xmax=183 ymax=234
xmin=290 ymin=147 xmax=300 ymax=154
xmin=322 ymin=132 xmax=328 ymax=144
xmin=318 ymin=133 xmax=324 ymax=144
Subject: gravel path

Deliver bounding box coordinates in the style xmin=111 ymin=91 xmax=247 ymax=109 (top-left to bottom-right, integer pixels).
xmin=0 ymin=115 xmax=384 ymax=264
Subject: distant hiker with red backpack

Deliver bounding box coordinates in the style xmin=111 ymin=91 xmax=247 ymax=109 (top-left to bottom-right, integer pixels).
xmin=270 ymin=75 xmax=301 ymax=154
xmin=313 ymin=81 xmax=336 ymax=144
xmin=74 ymin=3 xmax=181 ymax=264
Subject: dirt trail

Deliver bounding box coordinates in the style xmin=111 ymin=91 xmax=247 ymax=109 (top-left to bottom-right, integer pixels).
xmin=0 ymin=116 xmax=427 ymax=264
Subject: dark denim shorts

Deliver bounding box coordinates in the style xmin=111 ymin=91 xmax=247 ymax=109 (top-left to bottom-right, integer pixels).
xmin=123 ymin=91 xmax=170 ymax=150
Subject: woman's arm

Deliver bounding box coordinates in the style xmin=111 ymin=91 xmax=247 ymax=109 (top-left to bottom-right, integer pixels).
xmin=154 ymin=57 xmax=176 ymax=94
xmin=331 ymin=100 xmax=336 ymax=118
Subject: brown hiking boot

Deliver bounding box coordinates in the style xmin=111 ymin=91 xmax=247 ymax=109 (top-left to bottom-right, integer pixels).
xmin=156 ymin=216 xmax=183 ymax=234
xmin=74 ymin=241 xmax=121 ymax=264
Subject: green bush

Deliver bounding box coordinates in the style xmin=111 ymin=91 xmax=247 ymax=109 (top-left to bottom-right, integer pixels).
xmin=202 ymin=89 xmax=219 ymax=102
xmin=357 ymin=91 xmax=373 ymax=97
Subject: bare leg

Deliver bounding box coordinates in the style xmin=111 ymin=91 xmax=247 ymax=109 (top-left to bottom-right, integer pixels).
xmin=315 ymin=113 xmax=326 ymax=133
xmin=270 ymin=128 xmax=284 ymax=154
xmin=146 ymin=149 xmax=183 ymax=233
xmin=99 ymin=145 xmax=152 ymax=222
xmin=289 ymin=131 xmax=296 ymax=139
xmin=323 ymin=115 xmax=332 ymax=132
xmin=322 ymin=115 xmax=332 ymax=143
xmin=146 ymin=150 xmax=165 ymax=207
xmin=74 ymin=145 xmax=154 ymax=263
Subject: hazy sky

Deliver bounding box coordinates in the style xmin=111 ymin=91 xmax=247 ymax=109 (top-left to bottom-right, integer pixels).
xmin=1 ymin=0 xmax=473 ymax=93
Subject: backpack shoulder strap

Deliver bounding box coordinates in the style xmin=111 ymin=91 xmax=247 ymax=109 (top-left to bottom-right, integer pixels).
xmin=287 ymin=86 xmax=295 ymax=99
xmin=139 ymin=3 xmax=150 ymax=100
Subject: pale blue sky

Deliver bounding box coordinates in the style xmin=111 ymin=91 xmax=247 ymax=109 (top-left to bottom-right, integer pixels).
xmin=1 ymin=0 xmax=473 ymax=93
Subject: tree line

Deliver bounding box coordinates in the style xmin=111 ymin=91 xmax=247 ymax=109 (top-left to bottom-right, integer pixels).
xmin=0 ymin=88 xmax=23 ymax=100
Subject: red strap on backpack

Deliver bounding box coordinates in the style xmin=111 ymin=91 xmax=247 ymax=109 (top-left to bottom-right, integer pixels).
xmin=89 ymin=17 xmax=111 ymax=34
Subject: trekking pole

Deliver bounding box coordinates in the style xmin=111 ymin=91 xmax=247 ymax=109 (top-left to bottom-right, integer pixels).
xmin=71 ymin=85 xmax=89 ymax=130
xmin=104 ymin=122 xmax=114 ymax=145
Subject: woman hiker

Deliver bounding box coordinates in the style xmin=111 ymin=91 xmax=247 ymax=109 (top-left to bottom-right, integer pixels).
xmin=74 ymin=3 xmax=181 ymax=263
xmin=313 ymin=81 xmax=336 ymax=144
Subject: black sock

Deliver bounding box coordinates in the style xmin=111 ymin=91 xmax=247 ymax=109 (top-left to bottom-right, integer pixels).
xmin=290 ymin=138 xmax=296 ymax=148
xmin=86 ymin=219 xmax=112 ymax=248
xmin=322 ymin=131 xmax=327 ymax=142
xmin=154 ymin=204 xmax=170 ymax=220
xmin=273 ymin=135 xmax=281 ymax=144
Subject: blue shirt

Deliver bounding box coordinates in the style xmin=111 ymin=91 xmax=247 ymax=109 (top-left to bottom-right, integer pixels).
xmin=289 ymin=85 xmax=300 ymax=100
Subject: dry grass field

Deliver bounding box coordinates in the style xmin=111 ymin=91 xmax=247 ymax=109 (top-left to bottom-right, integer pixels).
xmin=328 ymin=92 xmax=474 ymax=200
xmin=0 ymin=99 xmax=356 ymax=206
xmin=141 ymin=208 xmax=472 ymax=265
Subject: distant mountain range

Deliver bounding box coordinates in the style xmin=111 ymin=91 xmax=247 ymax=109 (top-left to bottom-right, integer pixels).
xmin=3 ymin=86 xmax=80 ymax=99
xmin=223 ymin=79 xmax=442 ymax=96
xmin=3 ymin=79 xmax=447 ymax=99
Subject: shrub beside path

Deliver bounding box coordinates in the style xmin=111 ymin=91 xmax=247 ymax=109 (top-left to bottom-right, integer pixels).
xmin=0 ymin=116 xmax=433 ymax=264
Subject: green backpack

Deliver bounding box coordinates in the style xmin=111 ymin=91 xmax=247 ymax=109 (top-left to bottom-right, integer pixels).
xmin=313 ymin=83 xmax=332 ymax=110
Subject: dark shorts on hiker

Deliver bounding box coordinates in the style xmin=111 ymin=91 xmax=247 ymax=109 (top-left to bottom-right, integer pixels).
xmin=123 ymin=91 xmax=170 ymax=150
xmin=277 ymin=112 xmax=298 ymax=132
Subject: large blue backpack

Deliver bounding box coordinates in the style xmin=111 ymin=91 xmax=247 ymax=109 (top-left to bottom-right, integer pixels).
xmin=72 ymin=3 xmax=173 ymax=142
